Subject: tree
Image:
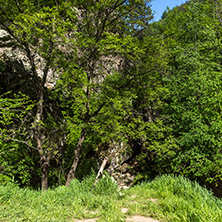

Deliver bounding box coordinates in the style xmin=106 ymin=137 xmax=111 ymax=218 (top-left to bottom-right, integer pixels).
xmin=0 ymin=0 xmax=71 ymax=189
xmin=113 ymin=20 xmax=179 ymax=179
xmin=159 ymin=0 xmax=222 ymax=188
xmin=0 ymin=0 xmax=153 ymax=188
xmin=55 ymin=0 xmax=153 ymax=186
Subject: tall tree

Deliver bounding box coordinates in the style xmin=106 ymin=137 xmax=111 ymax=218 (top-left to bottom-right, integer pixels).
xmin=57 ymin=0 xmax=153 ymax=186
xmin=160 ymin=0 xmax=222 ymax=189
xmin=0 ymin=0 xmax=71 ymax=189
xmin=0 ymin=0 xmax=153 ymax=188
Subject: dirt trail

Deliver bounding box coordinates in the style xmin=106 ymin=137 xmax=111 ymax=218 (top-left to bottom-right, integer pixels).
xmin=74 ymin=215 xmax=159 ymax=222
xmin=74 ymin=219 xmax=99 ymax=222
xmin=74 ymin=216 xmax=159 ymax=221
xmin=126 ymin=215 xmax=159 ymax=222
xmin=74 ymin=200 xmax=160 ymax=222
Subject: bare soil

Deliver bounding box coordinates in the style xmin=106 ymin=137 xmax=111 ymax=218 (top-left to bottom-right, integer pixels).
xmin=74 ymin=216 xmax=159 ymax=222
xmin=74 ymin=218 xmax=99 ymax=222
xmin=126 ymin=216 xmax=159 ymax=222
xmin=74 ymin=200 xmax=160 ymax=222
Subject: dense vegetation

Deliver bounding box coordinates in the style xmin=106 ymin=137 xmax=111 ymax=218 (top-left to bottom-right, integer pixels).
xmin=0 ymin=0 xmax=222 ymax=198
xmin=0 ymin=174 xmax=222 ymax=221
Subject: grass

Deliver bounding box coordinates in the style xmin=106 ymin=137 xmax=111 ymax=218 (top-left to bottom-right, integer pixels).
xmin=122 ymin=175 xmax=222 ymax=221
xmin=0 ymin=174 xmax=222 ymax=221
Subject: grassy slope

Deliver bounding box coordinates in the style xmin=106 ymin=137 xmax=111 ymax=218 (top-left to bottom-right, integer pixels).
xmin=0 ymin=174 xmax=221 ymax=222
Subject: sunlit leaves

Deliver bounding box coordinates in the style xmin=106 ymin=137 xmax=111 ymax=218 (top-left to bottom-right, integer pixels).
xmin=161 ymin=0 xmax=222 ymax=185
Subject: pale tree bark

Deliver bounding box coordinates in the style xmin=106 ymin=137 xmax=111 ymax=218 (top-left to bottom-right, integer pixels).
xmin=65 ymin=128 xmax=87 ymax=186
xmin=215 ymin=0 xmax=222 ymax=28
xmin=92 ymin=157 xmax=108 ymax=188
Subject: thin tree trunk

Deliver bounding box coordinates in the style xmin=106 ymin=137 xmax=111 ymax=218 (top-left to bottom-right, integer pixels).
xmin=40 ymin=154 xmax=50 ymax=190
xmin=35 ymin=89 xmax=50 ymax=190
xmin=92 ymin=157 xmax=108 ymax=188
xmin=65 ymin=128 xmax=87 ymax=186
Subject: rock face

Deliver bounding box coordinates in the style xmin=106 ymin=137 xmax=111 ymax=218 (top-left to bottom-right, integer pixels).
xmin=0 ymin=28 xmax=60 ymax=113
xmin=0 ymin=28 xmax=137 ymax=188
xmin=0 ymin=29 xmax=57 ymax=92
xmin=0 ymin=59 xmax=38 ymax=97
xmin=105 ymin=150 xmax=138 ymax=189
xmin=0 ymin=30 xmax=29 ymax=94
xmin=99 ymin=142 xmax=136 ymax=189
xmin=111 ymin=163 xmax=135 ymax=189
xmin=0 ymin=29 xmax=63 ymax=124
xmin=0 ymin=29 xmax=16 ymax=48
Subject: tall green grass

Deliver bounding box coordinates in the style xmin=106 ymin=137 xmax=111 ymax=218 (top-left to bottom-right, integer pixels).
xmin=0 ymin=173 xmax=122 ymax=222
xmin=0 ymin=174 xmax=221 ymax=221
xmin=124 ymin=175 xmax=222 ymax=221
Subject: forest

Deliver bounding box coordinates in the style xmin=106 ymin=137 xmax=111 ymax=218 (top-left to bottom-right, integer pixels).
xmin=0 ymin=0 xmax=222 ymax=199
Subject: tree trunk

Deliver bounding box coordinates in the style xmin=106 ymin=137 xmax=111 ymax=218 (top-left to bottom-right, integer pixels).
xmin=65 ymin=128 xmax=87 ymax=186
xmin=40 ymin=154 xmax=50 ymax=190
xmin=34 ymin=88 xmax=50 ymax=190
xmin=92 ymin=157 xmax=108 ymax=188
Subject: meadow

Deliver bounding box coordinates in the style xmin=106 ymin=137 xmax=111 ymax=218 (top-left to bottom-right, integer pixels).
xmin=0 ymin=174 xmax=221 ymax=222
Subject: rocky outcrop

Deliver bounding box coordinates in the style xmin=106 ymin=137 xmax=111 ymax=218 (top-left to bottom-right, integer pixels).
xmin=111 ymin=163 xmax=135 ymax=189
xmin=0 ymin=29 xmax=57 ymax=90
xmin=104 ymin=146 xmax=138 ymax=189
xmin=0 ymin=59 xmax=38 ymax=97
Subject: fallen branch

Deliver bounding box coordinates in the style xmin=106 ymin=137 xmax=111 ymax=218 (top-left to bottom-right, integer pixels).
xmin=92 ymin=157 xmax=108 ymax=188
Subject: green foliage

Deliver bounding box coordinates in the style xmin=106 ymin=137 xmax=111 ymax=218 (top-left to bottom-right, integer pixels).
xmin=0 ymin=174 xmax=14 ymax=186
xmin=153 ymin=0 xmax=222 ymax=187
xmin=0 ymin=92 xmax=34 ymax=128
xmin=0 ymin=141 xmax=36 ymax=186
xmin=52 ymin=0 xmax=155 ymax=184
xmin=0 ymin=175 xmax=221 ymax=221
xmin=0 ymin=92 xmax=36 ymax=186
xmin=1 ymin=0 xmax=222 ymax=195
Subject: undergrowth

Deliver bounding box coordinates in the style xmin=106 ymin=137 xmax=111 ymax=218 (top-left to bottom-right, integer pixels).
xmin=0 ymin=174 xmax=221 ymax=221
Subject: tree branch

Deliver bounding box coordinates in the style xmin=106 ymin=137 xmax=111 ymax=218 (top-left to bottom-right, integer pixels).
xmin=5 ymin=138 xmax=37 ymax=150
xmin=90 ymin=102 xmax=106 ymax=118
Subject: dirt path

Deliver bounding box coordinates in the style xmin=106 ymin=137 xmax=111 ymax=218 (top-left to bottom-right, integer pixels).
xmin=74 ymin=219 xmax=99 ymax=222
xmin=74 ymin=204 xmax=160 ymax=222
xmin=126 ymin=215 xmax=159 ymax=222
xmin=74 ymin=216 xmax=159 ymax=222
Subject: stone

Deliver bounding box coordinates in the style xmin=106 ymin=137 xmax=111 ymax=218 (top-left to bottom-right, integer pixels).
xmin=121 ymin=208 xmax=129 ymax=213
